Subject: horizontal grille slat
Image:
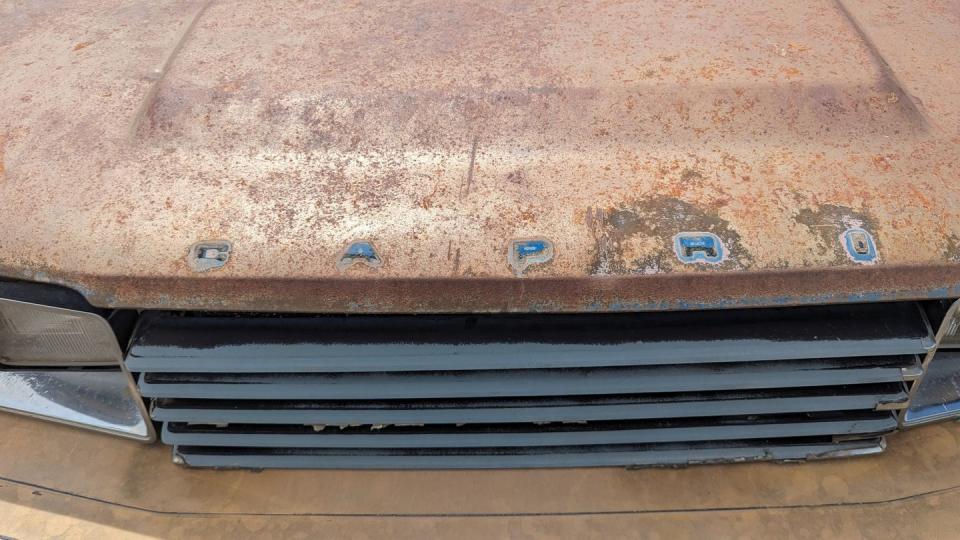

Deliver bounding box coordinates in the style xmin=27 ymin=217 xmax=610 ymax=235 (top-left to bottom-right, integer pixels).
xmin=131 ymin=302 xmax=930 ymax=469
xmin=151 ymin=385 xmax=908 ymax=424
xmin=126 ymin=340 xmax=930 ymax=372
xmin=161 ymin=413 xmax=897 ymax=448
xmin=138 ymin=355 xmax=920 ymax=400
xmin=128 ymin=302 xmax=934 ymax=372
xmin=172 ymin=437 xmax=886 ymax=469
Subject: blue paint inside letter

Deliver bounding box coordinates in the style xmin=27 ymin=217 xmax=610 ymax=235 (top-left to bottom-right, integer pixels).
xmin=674 ymin=233 xmax=724 ymax=264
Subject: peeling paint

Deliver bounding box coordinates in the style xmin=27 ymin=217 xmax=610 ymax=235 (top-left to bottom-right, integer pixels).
xmin=508 ymin=238 xmax=555 ymax=277
xmin=588 ymin=197 xmax=751 ymax=275
xmin=796 ymin=205 xmax=879 ymax=265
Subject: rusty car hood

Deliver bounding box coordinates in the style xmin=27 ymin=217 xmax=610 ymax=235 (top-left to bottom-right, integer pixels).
xmin=1 ymin=0 xmax=959 ymax=312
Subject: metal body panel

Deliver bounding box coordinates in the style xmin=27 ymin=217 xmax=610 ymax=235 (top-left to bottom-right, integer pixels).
xmin=172 ymin=439 xmax=886 ymax=469
xmin=2 ymin=410 xmax=959 ymax=516
xmin=6 ymin=417 xmax=960 ymax=536
xmin=1 ymin=1 xmax=959 ymax=313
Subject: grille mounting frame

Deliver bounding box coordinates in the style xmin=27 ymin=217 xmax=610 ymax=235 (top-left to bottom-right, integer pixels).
xmin=127 ymin=302 xmax=935 ymax=469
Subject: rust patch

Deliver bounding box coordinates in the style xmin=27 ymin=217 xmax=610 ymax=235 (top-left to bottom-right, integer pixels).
xmin=9 ymin=262 xmax=960 ymax=314
xmin=780 ymin=66 xmax=803 ymax=79
xmin=587 ymin=197 xmax=752 ymax=276
xmin=505 ymin=169 xmax=526 ymax=185
xmin=945 ymin=235 xmax=960 ymax=263
xmin=679 ymin=168 xmax=704 ymax=183
xmin=872 ymin=154 xmax=897 ymax=172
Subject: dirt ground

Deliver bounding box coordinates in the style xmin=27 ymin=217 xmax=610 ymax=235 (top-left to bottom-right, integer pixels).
xmin=1 ymin=413 xmax=959 ymax=539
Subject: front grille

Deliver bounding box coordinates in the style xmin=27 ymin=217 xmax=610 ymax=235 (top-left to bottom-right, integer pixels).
xmin=127 ymin=302 xmax=934 ymax=469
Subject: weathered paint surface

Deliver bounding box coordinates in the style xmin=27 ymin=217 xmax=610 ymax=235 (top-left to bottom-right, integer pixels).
xmin=0 ymin=0 xmax=958 ymax=312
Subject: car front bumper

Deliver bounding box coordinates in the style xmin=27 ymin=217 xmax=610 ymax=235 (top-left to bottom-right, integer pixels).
xmin=1 ymin=412 xmax=959 ymax=538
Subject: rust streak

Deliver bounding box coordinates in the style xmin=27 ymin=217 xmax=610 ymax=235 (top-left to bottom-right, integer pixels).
xmin=461 ymin=136 xmax=479 ymax=198
xmin=452 ymin=247 xmax=461 ymax=276
xmin=128 ymin=0 xmax=213 ymax=140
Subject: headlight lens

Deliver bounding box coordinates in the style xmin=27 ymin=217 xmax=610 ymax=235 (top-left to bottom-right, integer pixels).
xmin=904 ymin=299 xmax=960 ymax=426
xmin=0 ymin=299 xmax=120 ymax=366
xmin=0 ymin=297 xmax=154 ymax=441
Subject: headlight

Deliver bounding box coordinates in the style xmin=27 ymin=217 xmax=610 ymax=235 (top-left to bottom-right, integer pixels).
xmin=0 ymin=298 xmax=121 ymax=366
xmin=0 ymin=297 xmax=154 ymax=441
xmin=904 ymin=299 xmax=960 ymax=426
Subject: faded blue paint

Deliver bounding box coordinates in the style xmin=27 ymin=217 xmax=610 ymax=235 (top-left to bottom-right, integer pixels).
xmin=513 ymin=239 xmax=550 ymax=260
xmin=343 ymin=242 xmax=379 ymax=261
xmin=843 ymin=228 xmax=878 ymax=264
xmin=336 ymin=240 xmax=383 ymax=271
xmin=508 ymin=238 xmax=555 ymax=276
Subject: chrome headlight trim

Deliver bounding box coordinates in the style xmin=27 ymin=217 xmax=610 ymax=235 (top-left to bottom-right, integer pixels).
xmin=902 ymin=299 xmax=960 ymax=427
xmin=0 ymin=298 xmax=155 ymax=442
